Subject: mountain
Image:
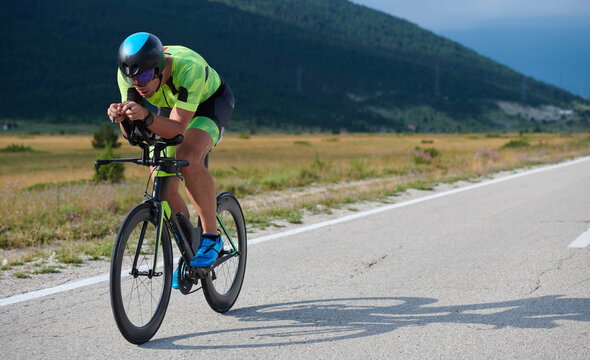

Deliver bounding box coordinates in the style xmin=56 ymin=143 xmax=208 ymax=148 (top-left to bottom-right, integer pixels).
xmin=1 ymin=0 xmax=587 ymax=132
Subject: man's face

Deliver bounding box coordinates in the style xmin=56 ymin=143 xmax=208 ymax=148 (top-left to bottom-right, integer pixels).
xmin=126 ymin=68 xmax=158 ymax=98
xmin=133 ymin=77 xmax=159 ymax=98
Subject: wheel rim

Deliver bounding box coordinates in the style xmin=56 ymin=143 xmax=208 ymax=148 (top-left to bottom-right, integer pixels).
xmin=118 ymin=219 xmax=166 ymax=327
xmin=211 ymin=209 xmax=242 ymax=296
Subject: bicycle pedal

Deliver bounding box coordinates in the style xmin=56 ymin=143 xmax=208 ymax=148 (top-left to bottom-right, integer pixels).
xmin=191 ymin=267 xmax=210 ymax=279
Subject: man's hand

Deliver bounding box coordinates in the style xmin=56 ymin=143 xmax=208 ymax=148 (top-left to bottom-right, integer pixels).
xmin=107 ymin=102 xmax=149 ymax=123
xmin=122 ymin=102 xmax=149 ymax=121
xmin=107 ymin=103 xmax=127 ymax=123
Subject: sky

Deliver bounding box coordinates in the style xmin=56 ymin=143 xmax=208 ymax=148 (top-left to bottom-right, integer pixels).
xmin=352 ymin=0 xmax=590 ymax=31
xmin=352 ymin=0 xmax=590 ymax=97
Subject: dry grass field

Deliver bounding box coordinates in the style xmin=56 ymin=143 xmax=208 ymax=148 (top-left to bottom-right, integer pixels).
xmin=1 ymin=132 xmax=590 ymax=268
xmin=2 ymin=132 xmax=588 ymax=189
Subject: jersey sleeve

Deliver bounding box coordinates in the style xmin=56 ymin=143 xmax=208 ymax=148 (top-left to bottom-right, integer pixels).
xmin=117 ymin=70 xmax=133 ymax=102
xmin=174 ymin=63 xmax=207 ymax=113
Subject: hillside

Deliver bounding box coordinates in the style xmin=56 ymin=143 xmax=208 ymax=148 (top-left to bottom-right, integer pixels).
xmin=1 ymin=0 xmax=587 ymax=132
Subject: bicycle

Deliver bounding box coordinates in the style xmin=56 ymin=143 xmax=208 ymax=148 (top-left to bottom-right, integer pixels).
xmin=95 ymin=120 xmax=247 ymax=344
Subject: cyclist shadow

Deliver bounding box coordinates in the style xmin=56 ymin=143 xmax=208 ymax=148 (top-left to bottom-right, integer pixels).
xmin=143 ymin=295 xmax=590 ymax=350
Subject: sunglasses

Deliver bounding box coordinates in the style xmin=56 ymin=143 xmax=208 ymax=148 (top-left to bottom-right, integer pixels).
xmin=124 ymin=68 xmax=156 ymax=87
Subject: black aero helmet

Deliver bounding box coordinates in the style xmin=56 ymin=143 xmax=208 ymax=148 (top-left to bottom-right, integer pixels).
xmin=118 ymin=32 xmax=166 ymax=78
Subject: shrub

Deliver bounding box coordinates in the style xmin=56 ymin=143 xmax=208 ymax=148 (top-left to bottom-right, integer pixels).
xmin=422 ymin=147 xmax=439 ymax=158
xmin=0 ymin=144 xmax=35 ymax=153
xmin=412 ymin=146 xmax=439 ymax=165
xmin=501 ymin=138 xmax=530 ymax=149
xmin=92 ymin=124 xmax=121 ymax=149
xmin=93 ymin=145 xmax=125 ymax=183
xmin=323 ymin=137 xmax=339 ymax=142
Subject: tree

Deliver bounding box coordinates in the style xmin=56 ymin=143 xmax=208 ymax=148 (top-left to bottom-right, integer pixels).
xmin=93 ymin=144 xmax=125 ymax=183
xmin=92 ymin=124 xmax=121 ymax=149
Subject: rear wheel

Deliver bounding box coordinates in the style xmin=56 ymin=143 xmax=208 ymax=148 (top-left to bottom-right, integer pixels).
xmin=110 ymin=203 xmax=172 ymax=344
xmin=202 ymin=192 xmax=247 ymax=313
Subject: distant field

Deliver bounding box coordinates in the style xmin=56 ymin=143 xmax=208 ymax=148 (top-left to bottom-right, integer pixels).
xmin=2 ymin=132 xmax=590 ymax=267
xmin=2 ymin=132 xmax=590 ymax=189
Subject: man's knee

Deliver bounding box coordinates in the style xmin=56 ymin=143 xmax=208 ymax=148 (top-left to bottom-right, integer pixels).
xmin=177 ymin=130 xmax=211 ymax=156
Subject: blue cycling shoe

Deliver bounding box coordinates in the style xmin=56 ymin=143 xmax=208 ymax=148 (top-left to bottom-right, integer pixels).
xmin=171 ymin=266 xmax=180 ymax=290
xmin=190 ymin=233 xmax=223 ymax=268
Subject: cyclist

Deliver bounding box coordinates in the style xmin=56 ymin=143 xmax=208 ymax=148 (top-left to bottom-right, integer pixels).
xmin=107 ymin=32 xmax=235 ymax=287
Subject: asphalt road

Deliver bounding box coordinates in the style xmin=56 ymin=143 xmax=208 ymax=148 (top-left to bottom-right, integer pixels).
xmin=1 ymin=158 xmax=589 ymax=359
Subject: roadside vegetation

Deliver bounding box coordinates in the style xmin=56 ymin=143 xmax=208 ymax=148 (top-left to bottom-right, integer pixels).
xmin=1 ymin=132 xmax=590 ymax=271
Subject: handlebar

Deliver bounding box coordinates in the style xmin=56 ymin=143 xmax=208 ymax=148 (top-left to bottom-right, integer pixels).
xmin=94 ymin=157 xmax=189 ymax=170
xmin=122 ymin=119 xmax=184 ymax=147
xmin=95 ymin=117 xmax=189 ymax=172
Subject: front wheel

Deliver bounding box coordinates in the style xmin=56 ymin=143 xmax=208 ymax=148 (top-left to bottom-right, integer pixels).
xmin=202 ymin=192 xmax=247 ymax=313
xmin=110 ymin=202 xmax=172 ymax=344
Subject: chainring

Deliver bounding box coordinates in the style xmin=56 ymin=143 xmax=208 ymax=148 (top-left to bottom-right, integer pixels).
xmin=177 ymin=257 xmax=195 ymax=295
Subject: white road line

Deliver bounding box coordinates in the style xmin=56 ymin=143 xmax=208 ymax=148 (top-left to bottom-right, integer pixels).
xmin=569 ymin=228 xmax=590 ymax=248
xmin=0 ymin=273 xmax=109 ymax=307
xmin=250 ymin=156 xmax=590 ymax=245
xmin=2 ymin=155 xmax=590 ymax=307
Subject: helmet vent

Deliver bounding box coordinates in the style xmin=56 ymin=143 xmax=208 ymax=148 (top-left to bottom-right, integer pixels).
xmin=130 ymin=64 xmax=139 ymax=76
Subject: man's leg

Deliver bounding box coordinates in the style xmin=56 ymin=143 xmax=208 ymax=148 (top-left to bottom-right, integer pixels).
xmin=175 ymin=128 xmax=217 ymax=234
xmin=165 ymin=176 xmax=190 ymax=217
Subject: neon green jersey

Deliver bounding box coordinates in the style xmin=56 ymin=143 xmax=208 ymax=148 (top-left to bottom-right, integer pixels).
xmin=117 ymin=45 xmax=221 ymax=113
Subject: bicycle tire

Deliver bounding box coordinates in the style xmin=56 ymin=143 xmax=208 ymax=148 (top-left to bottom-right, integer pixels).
xmin=110 ymin=202 xmax=173 ymax=344
xmin=202 ymin=192 xmax=247 ymax=313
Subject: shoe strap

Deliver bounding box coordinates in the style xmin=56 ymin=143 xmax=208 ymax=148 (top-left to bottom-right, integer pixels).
xmin=200 ymin=237 xmax=221 ymax=255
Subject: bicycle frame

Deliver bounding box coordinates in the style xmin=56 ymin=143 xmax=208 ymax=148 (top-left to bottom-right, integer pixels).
xmin=96 ymin=135 xmax=239 ymax=279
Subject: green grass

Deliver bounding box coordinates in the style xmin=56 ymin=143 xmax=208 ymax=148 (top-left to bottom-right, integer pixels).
xmin=84 ymin=237 xmax=114 ymax=259
xmin=501 ymin=138 xmax=530 ymax=149
xmin=0 ymin=181 xmax=141 ymax=249
xmin=486 ymin=133 xmax=506 ymax=138
xmin=32 ymin=266 xmax=62 ymax=274
xmin=286 ymin=211 xmax=303 ymax=224
xmin=0 ymin=144 xmax=36 ymax=153
xmin=13 ymin=272 xmax=29 ymax=279
xmin=55 ymin=248 xmax=84 ymax=264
